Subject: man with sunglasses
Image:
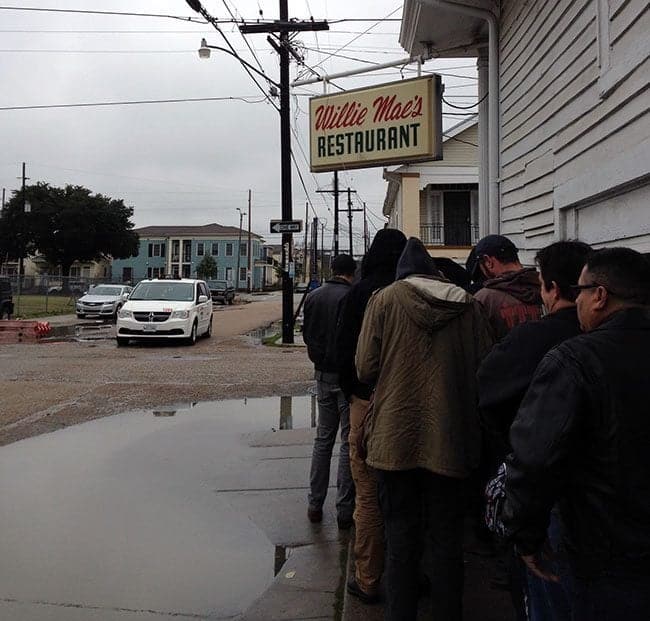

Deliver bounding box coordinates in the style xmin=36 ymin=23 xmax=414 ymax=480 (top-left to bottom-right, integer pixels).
xmin=502 ymin=247 xmax=650 ymax=620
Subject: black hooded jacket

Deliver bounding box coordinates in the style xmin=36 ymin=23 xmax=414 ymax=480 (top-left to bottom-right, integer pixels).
xmin=335 ymin=229 xmax=406 ymax=400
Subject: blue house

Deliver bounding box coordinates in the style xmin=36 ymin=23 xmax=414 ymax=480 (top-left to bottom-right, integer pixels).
xmin=112 ymin=223 xmax=265 ymax=289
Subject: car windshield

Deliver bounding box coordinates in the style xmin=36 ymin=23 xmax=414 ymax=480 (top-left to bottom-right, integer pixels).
xmin=129 ymin=282 xmax=194 ymax=302
xmin=208 ymin=281 xmax=228 ymax=288
xmin=89 ymin=286 xmax=122 ymax=296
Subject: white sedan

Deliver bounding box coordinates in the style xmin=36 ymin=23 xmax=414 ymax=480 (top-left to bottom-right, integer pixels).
xmin=76 ymin=284 xmax=132 ymax=320
xmin=116 ymin=279 xmax=212 ymax=346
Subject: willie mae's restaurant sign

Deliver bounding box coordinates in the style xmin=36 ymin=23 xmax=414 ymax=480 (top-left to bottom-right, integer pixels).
xmin=309 ymin=75 xmax=442 ymax=173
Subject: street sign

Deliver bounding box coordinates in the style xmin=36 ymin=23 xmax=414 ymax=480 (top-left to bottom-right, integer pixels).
xmin=270 ymin=219 xmax=302 ymax=234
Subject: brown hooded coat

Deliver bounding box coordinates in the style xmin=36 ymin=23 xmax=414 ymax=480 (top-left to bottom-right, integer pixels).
xmin=356 ymin=276 xmax=494 ymax=478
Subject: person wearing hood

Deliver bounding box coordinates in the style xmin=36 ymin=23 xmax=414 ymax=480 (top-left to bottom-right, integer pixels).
xmin=356 ymin=237 xmax=494 ymax=621
xmin=334 ymin=228 xmax=407 ymax=605
xmin=472 ymin=234 xmax=543 ymax=339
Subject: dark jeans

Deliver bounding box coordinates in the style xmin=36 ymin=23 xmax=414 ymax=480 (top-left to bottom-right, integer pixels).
xmin=526 ymin=510 xmax=573 ymax=621
xmin=572 ymin=570 xmax=650 ymax=621
xmin=376 ymin=468 xmax=464 ymax=621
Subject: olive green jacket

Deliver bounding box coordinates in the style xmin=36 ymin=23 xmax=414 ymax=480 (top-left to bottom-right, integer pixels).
xmin=356 ymin=276 xmax=494 ymax=478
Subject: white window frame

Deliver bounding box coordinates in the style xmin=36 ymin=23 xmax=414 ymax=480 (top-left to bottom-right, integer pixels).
xmin=211 ymin=242 xmax=219 ymax=256
xmin=197 ymin=242 xmax=204 ymax=257
xmin=225 ymin=243 xmax=233 ymax=257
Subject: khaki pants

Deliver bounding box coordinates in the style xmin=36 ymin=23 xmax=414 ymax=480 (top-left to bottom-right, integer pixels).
xmin=348 ymin=396 xmax=384 ymax=594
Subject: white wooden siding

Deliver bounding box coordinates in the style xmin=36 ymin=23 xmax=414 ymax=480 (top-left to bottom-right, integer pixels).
xmin=499 ymin=0 xmax=650 ymax=253
xmin=417 ymin=125 xmax=478 ymax=167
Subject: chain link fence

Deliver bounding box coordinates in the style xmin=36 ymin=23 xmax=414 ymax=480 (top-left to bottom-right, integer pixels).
xmin=1 ymin=274 xmax=122 ymax=319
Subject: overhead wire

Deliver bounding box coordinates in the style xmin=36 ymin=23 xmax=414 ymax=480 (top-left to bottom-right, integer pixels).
xmin=0 ymin=95 xmax=268 ymax=112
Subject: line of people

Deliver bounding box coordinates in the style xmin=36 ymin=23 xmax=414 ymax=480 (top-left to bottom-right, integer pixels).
xmin=301 ymin=230 xmax=650 ymax=621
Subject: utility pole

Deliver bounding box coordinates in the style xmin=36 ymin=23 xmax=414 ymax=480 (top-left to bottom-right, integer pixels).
xmin=236 ymin=208 xmax=245 ymax=292
xmin=304 ymin=201 xmax=309 ymax=281
xmin=334 ymin=171 xmax=339 ymax=255
xmin=320 ymin=221 xmax=325 ymax=282
xmin=239 ymin=1 xmax=328 ymax=344
xmin=363 ymin=202 xmax=369 ymax=253
xmin=310 ymin=217 xmax=318 ymax=281
xmin=315 ymin=172 xmax=342 ymax=255
xmin=17 ymin=163 xmax=29 ymax=312
xmin=345 ymin=187 xmax=361 ymax=257
xmin=247 ymin=189 xmax=252 ymax=293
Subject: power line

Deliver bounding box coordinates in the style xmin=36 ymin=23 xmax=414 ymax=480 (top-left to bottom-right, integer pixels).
xmin=0 ymin=95 xmax=268 ymax=112
xmin=310 ymin=5 xmax=403 ymax=71
xmin=0 ymin=6 xmax=207 ymax=22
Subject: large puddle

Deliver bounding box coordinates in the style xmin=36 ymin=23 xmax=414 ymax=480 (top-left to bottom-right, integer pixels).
xmin=0 ymin=394 xmax=319 ymax=620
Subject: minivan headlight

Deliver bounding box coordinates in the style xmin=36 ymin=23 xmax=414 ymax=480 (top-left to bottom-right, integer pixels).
xmin=118 ymin=308 xmax=133 ymax=319
xmin=171 ymin=309 xmax=190 ymax=319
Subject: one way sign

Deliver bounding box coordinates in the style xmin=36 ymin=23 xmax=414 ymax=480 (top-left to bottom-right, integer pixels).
xmin=269 ymin=219 xmax=302 ymax=234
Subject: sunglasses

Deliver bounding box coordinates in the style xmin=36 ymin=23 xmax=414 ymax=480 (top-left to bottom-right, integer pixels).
xmin=569 ymin=282 xmax=602 ymax=293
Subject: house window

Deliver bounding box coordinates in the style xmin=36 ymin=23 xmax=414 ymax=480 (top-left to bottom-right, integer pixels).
xmin=197 ymin=242 xmax=204 ymax=256
xmin=122 ymin=267 xmax=133 ymax=283
xmin=171 ymin=240 xmax=180 ymax=261
xmin=240 ymin=243 xmax=247 ymax=257
xmin=239 ymin=267 xmax=247 ymax=282
xmin=225 ymin=243 xmax=233 ymax=257
xmin=211 ymin=243 xmax=219 ymax=256
xmin=148 ymin=242 xmax=164 ymax=257
xmin=147 ymin=267 xmax=165 ymax=279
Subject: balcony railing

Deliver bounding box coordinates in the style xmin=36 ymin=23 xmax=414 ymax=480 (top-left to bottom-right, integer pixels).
xmin=420 ymin=224 xmax=443 ymax=245
xmin=420 ymin=223 xmax=480 ymax=246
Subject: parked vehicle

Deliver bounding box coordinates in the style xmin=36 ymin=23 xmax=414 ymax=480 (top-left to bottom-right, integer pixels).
xmin=206 ymin=280 xmax=235 ymax=305
xmin=0 ymin=278 xmax=14 ymax=319
xmin=116 ymin=278 xmax=212 ymax=346
xmin=76 ymin=284 xmax=132 ymax=320
xmin=47 ymin=280 xmax=87 ymax=295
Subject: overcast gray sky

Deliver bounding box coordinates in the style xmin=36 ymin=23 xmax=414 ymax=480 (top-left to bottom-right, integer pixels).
xmin=0 ymin=1 xmax=478 ymax=253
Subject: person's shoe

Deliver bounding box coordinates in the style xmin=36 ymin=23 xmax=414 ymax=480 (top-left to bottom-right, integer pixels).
xmin=346 ymin=577 xmax=380 ymax=605
xmin=337 ymin=516 xmax=354 ymax=530
xmin=307 ymin=508 xmax=323 ymax=523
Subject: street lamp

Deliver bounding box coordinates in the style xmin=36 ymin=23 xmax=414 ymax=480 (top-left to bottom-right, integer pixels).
xmin=197 ymin=39 xmax=280 ymax=92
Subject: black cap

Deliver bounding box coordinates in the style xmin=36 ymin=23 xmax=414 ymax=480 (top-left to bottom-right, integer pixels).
xmin=469 ymin=235 xmax=518 ymax=279
xmin=331 ymin=254 xmax=356 ymax=276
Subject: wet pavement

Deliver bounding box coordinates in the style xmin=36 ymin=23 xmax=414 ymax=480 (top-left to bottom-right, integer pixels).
xmin=0 ymin=394 xmax=344 ymax=621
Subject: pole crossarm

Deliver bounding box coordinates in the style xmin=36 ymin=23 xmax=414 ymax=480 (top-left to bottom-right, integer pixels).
xmin=239 ymin=21 xmax=329 ymax=34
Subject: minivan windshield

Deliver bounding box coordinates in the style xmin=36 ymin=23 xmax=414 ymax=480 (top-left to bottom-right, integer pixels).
xmin=129 ymin=282 xmax=194 ymax=302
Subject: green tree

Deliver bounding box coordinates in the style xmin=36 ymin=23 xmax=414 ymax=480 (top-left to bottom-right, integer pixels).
xmin=196 ymin=254 xmax=218 ymax=279
xmin=0 ymin=183 xmax=139 ymax=287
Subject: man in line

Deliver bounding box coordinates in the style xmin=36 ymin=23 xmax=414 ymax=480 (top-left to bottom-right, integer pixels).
xmin=478 ymin=240 xmax=591 ymax=620
xmin=356 ymin=238 xmax=494 ymax=620
xmin=472 ymin=234 xmax=543 ymax=340
xmin=303 ymin=254 xmax=357 ymax=529
xmin=503 ymin=247 xmax=650 ymax=621
xmin=335 ymin=228 xmax=406 ymax=604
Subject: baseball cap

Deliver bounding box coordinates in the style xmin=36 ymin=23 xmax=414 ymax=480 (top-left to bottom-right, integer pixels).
xmin=469 ymin=235 xmax=518 ymax=278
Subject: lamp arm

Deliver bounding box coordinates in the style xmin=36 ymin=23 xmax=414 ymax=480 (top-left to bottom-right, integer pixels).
xmin=204 ymin=44 xmax=280 ymax=89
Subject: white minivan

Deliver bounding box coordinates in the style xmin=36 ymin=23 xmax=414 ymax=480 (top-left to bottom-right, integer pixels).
xmin=116 ymin=279 xmax=212 ymax=346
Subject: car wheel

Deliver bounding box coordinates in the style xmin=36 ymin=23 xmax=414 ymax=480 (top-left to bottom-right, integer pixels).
xmin=205 ymin=315 xmax=213 ymax=338
xmin=186 ymin=321 xmax=198 ymax=345
xmin=116 ymin=337 xmax=129 ymax=347
xmin=76 ymin=313 xmax=85 ymax=319
xmin=227 ymin=297 xmax=234 ymax=305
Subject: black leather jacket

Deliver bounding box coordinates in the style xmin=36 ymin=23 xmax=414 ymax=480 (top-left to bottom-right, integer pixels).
xmin=302 ymin=278 xmax=351 ymax=374
xmin=503 ymin=307 xmax=650 ymax=578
